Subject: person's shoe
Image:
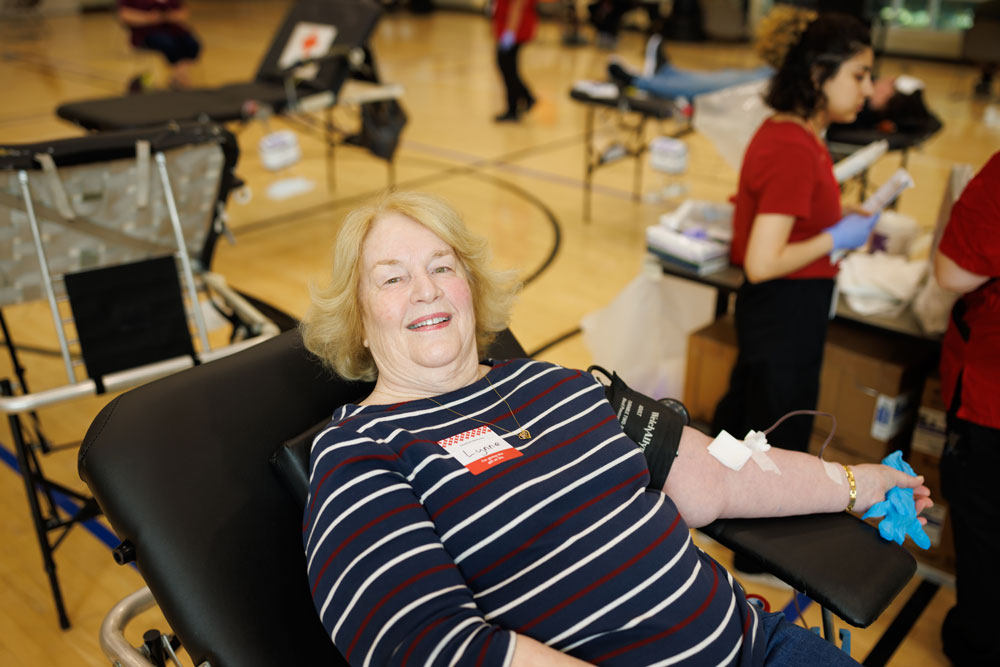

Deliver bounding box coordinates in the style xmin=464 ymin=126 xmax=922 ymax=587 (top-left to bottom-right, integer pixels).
xmin=127 ymin=75 xmax=143 ymax=95
xmin=607 ymin=62 xmax=635 ymax=89
xmin=494 ymin=110 xmax=519 ymax=123
xmin=643 ymin=34 xmax=669 ymax=77
xmin=519 ymin=95 xmax=536 ymax=114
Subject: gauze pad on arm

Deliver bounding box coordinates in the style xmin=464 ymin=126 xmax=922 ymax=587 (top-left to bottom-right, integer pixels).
xmin=707 ymin=430 xmax=753 ymax=471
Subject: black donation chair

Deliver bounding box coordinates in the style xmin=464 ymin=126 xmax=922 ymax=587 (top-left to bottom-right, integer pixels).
xmin=79 ymin=330 xmax=915 ymax=666
xmin=0 ymin=121 xmax=280 ymax=630
xmin=59 ymin=0 xmax=381 ymax=132
xmin=57 ymin=0 xmax=405 ymax=170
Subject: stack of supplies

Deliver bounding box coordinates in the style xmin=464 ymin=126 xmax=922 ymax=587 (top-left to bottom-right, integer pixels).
xmin=646 ymin=200 xmax=733 ymax=275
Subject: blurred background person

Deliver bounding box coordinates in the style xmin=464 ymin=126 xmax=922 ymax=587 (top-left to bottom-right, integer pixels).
xmin=492 ymin=0 xmax=538 ymax=122
xmin=118 ymin=0 xmax=200 ymax=91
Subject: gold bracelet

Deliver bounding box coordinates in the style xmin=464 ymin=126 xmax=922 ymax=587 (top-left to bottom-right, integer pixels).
xmin=842 ymin=464 xmax=856 ymax=513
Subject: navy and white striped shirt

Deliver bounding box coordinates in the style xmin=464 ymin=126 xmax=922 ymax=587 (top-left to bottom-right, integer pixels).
xmin=305 ymin=359 xmax=765 ymax=666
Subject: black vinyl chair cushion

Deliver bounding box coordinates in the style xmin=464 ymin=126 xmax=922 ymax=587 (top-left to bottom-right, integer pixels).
xmin=569 ymin=87 xmax=677 ymax=119
xmin=56 ymin=84 xmax=299 ymax=132
xmin=270 ymin=419 xmax=329 ymax=512
xmin=702 ymin=513 xmax=915 ymax=627
xmin=80 ymin=331 xmax=365 ymax=666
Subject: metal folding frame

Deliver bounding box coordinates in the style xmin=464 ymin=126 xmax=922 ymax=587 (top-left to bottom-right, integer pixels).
xmin=0 ymin=126 xmax=279 ymax=629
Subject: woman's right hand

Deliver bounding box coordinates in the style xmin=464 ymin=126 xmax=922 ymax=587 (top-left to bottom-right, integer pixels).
xmin=824 ymin=212 xmax=879 ymax=251
xmin=850 ymin=463 xmax=933 ymax=517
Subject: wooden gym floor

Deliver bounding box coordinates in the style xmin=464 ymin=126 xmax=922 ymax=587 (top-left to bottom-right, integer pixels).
xmin=2 ymin=0 xmax=998 ymax=663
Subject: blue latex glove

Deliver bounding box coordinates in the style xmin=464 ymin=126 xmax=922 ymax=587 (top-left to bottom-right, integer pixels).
xmin=861 ymin=450 xmax=931 ymax=549
xmin=499 ymin=29 xmax=516 ymax=51
xmin=824 ymin=212 xmax=879 ymax=251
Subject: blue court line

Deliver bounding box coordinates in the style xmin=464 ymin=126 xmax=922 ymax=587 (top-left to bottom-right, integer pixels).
xmin=783 ymin=591 xmax=814 ymax=621
xmin=0 ymin=440 xmax=120 ymax=551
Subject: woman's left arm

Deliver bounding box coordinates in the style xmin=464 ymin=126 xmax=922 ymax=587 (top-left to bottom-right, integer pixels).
xmin=663 ymin=427 xmax=933 ymax=528
xmin=934 ymin=250 xmax=990 ymax=294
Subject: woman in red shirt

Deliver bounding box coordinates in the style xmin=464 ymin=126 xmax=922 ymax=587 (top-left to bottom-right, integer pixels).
xmin=492 ymin=0 xmax=538 ymax=122
xmin=934 ymin=150 xmax=1000 ymax=666
xmin=712 ymin=12 xmax=879 ymax=461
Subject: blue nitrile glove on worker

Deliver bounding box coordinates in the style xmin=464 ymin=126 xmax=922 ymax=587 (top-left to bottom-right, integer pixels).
xmin=824 ymin=212 xmax=880 ymax=251
xmin=499 ymin=30 xmax=516 ymax=51
xmin=862 ymin=450 xmax=931 ymax=549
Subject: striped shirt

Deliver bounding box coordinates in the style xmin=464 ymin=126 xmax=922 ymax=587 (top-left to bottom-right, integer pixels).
xmin=305 ymin=359 xmax=765 ymax=666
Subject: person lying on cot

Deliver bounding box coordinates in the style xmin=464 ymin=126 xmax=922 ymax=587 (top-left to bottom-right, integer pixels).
xmin=607 ymin=47 xmax=773 ymax=102
xmin=300 ymin=190 xmax=932 ymax=667
xmin=118 ymin=0 xmax=200 ymax=90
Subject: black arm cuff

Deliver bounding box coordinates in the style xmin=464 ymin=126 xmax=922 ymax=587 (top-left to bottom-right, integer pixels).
xmin=588 ymin=366 xmax=688 ymax=491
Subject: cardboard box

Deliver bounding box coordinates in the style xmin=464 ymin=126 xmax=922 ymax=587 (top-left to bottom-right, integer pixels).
xmin=905 ymin=500 xmax=955 ymax=574
xmin=683 ymin=314 xmax=738 ymax=424
xmin=905 ymin=376 xmax=954 ymax=573
xmin=912 ymin=374 xmax=947 ymax=458
xmin=685 ymin=317 xmax=935 ymax=455
xmin=813 ymin=321 xmax=935 ymax=461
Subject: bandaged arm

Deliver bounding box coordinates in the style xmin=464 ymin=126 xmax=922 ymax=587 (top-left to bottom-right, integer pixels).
xmin=662 ymin=427 xmax=933 ymax=528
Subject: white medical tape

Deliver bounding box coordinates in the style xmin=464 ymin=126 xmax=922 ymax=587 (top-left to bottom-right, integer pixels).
xmin=823 ymin=460 xmax=845 ymax=485
xmin=739 ymin=430 xmax=779 ymax=473
xmin=751 ymin=450 xmax=780 ymax=474
xmin=135 ymin=140 xmax=151 ymax=208
xmin=34 ymin=153 xmax=74 ymax=220
xmin=707 ymin=429 xmax=752 ymax=471
xmin=743 ymin=429 xmax=770 ymax=452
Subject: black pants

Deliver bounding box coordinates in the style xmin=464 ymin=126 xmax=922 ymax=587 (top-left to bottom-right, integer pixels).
xmin=496 ymin=44 xmax=533 ymax=115
xmin=940 ymin=415 xmax=1000 ymax=665
xmin=712 ymin=278 xmax=835 ymax=452
xmin=142 ymin=30 xmax=201 ymax=65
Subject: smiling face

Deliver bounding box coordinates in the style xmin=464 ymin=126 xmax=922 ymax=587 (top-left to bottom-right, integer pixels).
xmin=819 ymin=47 xmax=874 ymax=124
xmin=357 ymin=212 xmax=480 ymax=393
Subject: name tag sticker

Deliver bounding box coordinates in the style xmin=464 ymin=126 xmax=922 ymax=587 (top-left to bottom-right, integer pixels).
xmin=438 ymin=426 xmax=523 ymax=475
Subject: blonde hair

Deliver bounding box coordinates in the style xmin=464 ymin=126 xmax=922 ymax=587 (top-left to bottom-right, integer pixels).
xmin=754 ymin=4 xmax=818 ymax=70
xmin=301 ymin=191 xmax=521 ymax=381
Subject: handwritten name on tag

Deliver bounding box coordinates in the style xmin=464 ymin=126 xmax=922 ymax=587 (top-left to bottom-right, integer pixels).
xmin=437 ymin=426 xmax=523 ymax=475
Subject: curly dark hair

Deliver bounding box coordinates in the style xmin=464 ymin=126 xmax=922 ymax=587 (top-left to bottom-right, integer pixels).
xmin=764 ymin=12 xmax=871 ymax=117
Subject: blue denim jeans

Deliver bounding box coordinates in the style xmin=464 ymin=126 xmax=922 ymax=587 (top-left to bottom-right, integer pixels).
xmin=635 ymin=64 xmax=772 ymax=100
xmin=759 ymin=611 xmax=860 ymax=666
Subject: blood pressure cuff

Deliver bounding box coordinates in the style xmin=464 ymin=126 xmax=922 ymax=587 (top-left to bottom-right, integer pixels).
xmin=588 ymin=366 xmax=688 ymax=491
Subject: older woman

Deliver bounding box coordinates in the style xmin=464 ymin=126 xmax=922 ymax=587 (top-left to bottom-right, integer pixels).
xmin=301 ymin=191 xmax=931 ymax=667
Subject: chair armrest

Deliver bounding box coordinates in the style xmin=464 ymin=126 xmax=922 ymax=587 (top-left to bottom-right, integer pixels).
xmin=270 ymin=420 xmax=329 ymax=511
xmin=701 ymin=512 xmax=916 ymax=627
xmin=99 ymin=587 xmax=159 ymax=667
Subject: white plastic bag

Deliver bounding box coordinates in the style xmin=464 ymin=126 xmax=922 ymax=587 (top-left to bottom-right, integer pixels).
xmin=692 ymin=79 xmax=771 ymax=171
xmin=837 ymin=251 xmax=927 ymax=317
xmin=580 ymin=258 xmax=717 ymax=400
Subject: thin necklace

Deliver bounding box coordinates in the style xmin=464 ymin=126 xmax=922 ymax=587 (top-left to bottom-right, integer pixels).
xmin=426 ymin=375 xmax=531 ymax=440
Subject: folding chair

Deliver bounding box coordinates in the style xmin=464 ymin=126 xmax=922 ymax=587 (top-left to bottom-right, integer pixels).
xmin=56 ymin=0 xmax=405 ymax=182
xmin=79 ymin=328 xmax=916 ymax=666
xmin=0 ymin=121 xmax=280 ymax=629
